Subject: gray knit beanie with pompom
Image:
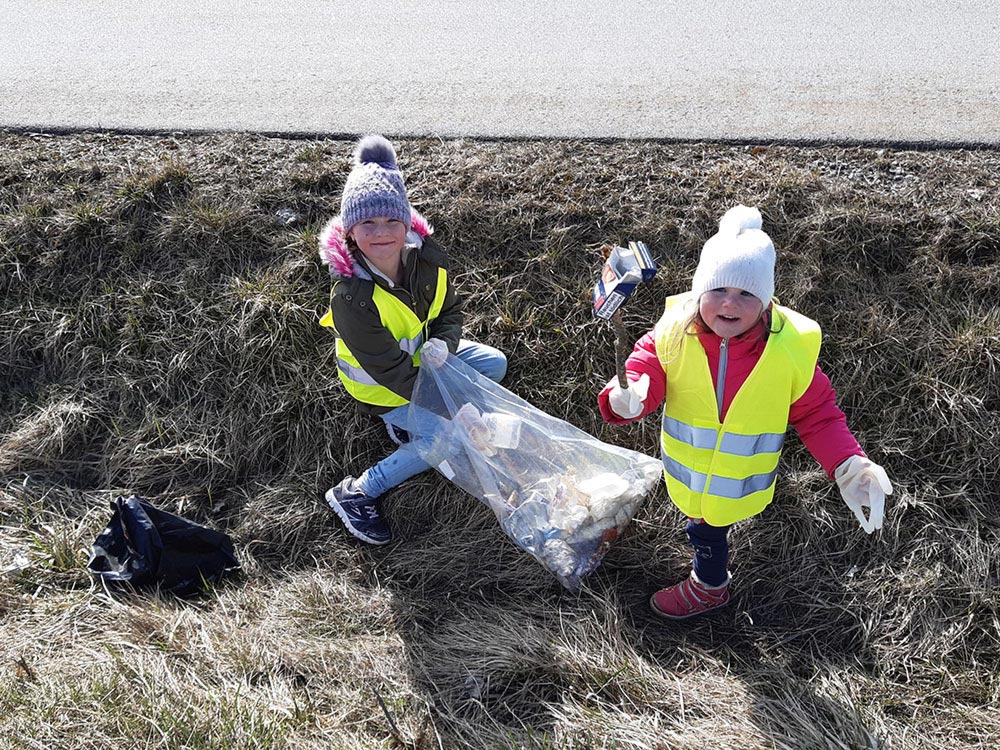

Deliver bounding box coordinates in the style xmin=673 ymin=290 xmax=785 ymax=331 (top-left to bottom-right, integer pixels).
xmin=691 ymin=205 xmax=776 ymax=307
xmin=340 ymin=135 xmax=412 ymax=233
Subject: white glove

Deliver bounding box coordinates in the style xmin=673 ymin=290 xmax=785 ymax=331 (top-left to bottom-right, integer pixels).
xmin=420 ymin=337 xmax=449 ymax=368
xmin=607 ymin=373 xmax=650 ymax=419
xmin=834 ymin=455 xmax=892 ymax=534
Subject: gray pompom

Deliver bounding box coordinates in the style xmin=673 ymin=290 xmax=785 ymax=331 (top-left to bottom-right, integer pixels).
xmin=353 ymin=134 xmax=398 ymax=169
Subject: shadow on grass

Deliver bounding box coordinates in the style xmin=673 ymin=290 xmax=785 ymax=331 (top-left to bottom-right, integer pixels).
xmin=618 ymin=518 xmax=885 ymax=749
xmin=363 ymin=474 xmax=566 ymax=748
xmin=364 ymin=464 xmax=889 ymax=748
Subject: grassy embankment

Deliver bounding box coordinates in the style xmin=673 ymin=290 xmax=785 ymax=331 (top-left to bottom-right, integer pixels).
xmin=1 ymin=132 xmax=998 ymax=749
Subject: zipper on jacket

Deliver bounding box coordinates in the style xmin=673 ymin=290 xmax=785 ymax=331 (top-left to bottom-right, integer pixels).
xmin=398 ymin=288 xmax=416 ymax=311
xmin=716 ymin=337 xmax=729 ymax=422
xmin=405 ymin=253 xmax=420 ymax=311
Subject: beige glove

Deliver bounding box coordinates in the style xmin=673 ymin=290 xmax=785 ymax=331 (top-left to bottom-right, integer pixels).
xmin=420 ymin=337 xmax=449 ymax=368
xmin=834 ymin=455 xmax=892 ymax=534
xmin=607 ymin=373 xmax=650 ymax=419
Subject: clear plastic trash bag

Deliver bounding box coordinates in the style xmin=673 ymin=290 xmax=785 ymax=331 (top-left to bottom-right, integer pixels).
xmin=387 ymin=353 xmax=662 ymax=590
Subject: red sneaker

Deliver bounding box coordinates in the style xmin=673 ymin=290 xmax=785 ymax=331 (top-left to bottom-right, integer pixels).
xmin=649 ymin=572 xmax=731 ymax=620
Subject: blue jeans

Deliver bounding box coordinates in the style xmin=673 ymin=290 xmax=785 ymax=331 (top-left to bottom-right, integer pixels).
xmin=687 ymin=519 xmax=731 ymax=586
xmin=355 ymin=340 xmax=507 ymax=498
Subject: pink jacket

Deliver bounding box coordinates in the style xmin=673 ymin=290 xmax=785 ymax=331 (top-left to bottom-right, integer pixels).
xmin=598 ymin=322 xmax=864 ymax=479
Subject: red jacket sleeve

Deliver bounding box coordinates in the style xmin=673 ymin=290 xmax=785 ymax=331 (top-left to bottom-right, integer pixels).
xmin=789 ymin=365 xmax=865 ymax=478
xmin=598 ymin=330 xmax=666 ymax=424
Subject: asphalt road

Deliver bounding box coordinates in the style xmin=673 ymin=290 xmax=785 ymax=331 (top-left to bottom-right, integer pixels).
xmin=3 ymin=1 xmax=998 ymax=144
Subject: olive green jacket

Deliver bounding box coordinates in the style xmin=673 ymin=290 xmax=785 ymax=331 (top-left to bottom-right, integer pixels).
xmin=327 ymin=235 xmax=463 ymax=414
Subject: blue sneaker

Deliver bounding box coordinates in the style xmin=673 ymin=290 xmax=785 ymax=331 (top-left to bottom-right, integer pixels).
xmin=324 ymin=477 xmax=391 ymax=545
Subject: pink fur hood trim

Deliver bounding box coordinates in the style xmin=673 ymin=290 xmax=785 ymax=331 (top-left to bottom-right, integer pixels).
xmin=318 ymin=208 xmax=433 ymax=278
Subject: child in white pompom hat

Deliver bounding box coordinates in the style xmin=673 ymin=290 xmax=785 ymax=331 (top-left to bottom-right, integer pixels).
xmin=597 ymin=205 xmax=892 ymax=620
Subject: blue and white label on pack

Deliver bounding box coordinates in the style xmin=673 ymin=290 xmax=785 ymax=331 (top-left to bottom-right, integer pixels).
xmin=628 ymin=241 xmax=657 ymax=282
xmin=594 ymin=286 xmax=633 ymax=319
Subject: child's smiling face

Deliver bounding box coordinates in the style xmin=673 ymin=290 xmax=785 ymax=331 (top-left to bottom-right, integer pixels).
xmin=699 ymin=287 xmax=764 ymax=338
xmin=349 ymin=217 xmax=407 ymax=263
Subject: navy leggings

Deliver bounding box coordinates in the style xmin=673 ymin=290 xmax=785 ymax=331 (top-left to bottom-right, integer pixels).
xmin=686 ymin=519 xmax=731 ymax=586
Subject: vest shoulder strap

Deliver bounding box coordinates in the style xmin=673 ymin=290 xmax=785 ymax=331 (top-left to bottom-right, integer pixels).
xmin=771 ymin=303 xmax=822 ymax=402
xmin=427 ymin=267 xmax=448 ymax=320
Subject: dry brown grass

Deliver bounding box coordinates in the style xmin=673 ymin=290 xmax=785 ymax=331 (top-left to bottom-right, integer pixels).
xmin=1 ymin=131 xmax=998 ymax=749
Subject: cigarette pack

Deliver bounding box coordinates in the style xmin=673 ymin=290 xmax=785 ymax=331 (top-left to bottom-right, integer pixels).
xmin=592 ymin=241 xmax=657 ymax=320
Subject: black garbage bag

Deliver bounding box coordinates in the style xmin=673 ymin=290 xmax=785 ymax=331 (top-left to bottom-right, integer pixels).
xmin=87 ymin=495 xmax=239 ymax=596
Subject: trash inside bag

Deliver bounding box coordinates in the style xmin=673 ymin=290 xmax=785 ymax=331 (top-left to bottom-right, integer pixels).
xmin=87 ymin=495 xmax=240 ymax=597
xmin=388 ymin=355 xmax=662 ymax=590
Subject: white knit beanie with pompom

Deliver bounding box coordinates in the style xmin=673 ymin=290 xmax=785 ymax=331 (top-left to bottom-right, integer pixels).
xmin=691 ymin=205 xmax=775 ymax=307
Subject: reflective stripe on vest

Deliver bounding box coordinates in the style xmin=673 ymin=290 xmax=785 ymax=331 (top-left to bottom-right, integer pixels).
xmin=398 ymin=334 xmax=423 ymax=355
xmin=654 ymin=292 xmax=821 ymax=525
xmin=322 ymin=267 xmax=449 ymax=407
xmin=336 ymin=358 xmax=378 ymax=386
xmin=662 ymin=415 xmax=786 ymax=457
xmin=662 ymin=455 xmax=779 ymax=500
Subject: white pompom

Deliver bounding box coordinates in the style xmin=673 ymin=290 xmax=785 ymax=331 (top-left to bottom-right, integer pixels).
xmin=718 ymin=205 xmax=763 ymax=235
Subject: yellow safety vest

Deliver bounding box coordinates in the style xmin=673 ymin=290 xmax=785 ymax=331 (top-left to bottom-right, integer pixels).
xmin=319 ymin=267 xmax=449 ymax=407
xmin=653 ymin=293 xmax=821 ymax=525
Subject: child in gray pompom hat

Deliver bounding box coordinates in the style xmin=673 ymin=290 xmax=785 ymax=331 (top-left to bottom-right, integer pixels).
xmin=316 ymin=135 xmax=508 ymax=547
